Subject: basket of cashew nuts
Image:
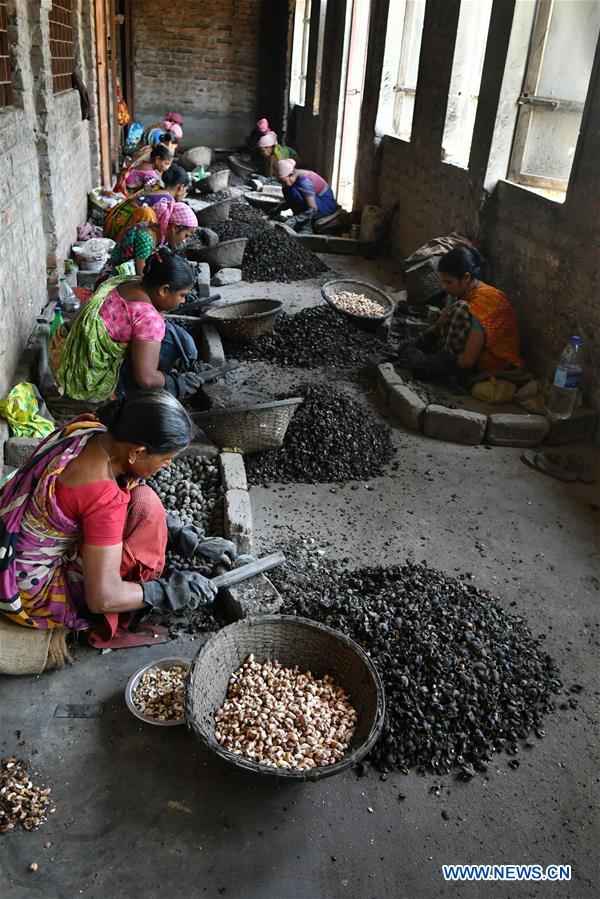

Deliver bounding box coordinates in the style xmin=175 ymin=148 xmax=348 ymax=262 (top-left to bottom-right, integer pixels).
xmin=185 ymin=615 xmax=385 ymax=781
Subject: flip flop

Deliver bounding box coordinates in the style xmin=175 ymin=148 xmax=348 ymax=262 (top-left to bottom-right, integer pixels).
xmin=562 ymin=455 xmax=597 ymax=484
xmin=521 ymin=451 xmax=578 ymax=482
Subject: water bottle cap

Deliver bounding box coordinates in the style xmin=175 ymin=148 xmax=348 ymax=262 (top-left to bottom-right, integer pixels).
xmin=571 ymin=336 xmax=583 ymax=346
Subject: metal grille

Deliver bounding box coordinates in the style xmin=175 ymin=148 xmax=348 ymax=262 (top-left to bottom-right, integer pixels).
xmin=0 ymin=2 xmax=12 ymax=108
xmin=49 ymin=0 xmax=74 ymax=94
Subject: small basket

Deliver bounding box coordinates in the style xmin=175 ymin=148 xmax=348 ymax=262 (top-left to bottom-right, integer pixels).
xmin=404 ymin=256 xmax=445 ymax=304
xmin=228 ymin=154 xmax=255 ymax=178
xmin=186 ymin=615 xmax=386 ymax=781
xmin=204 ymin=299 xmax=283 ymax=341
xmin=191 ymin=397 xmax=303 ymax=454
xmin=194 ymin=169 xmax=231 ymax=194
xmin=321 ymin=279 xmax=394 ymax=323
xmin=245 ymin=191 xmax=282 ymax=213
xmin=189 ymin=238 xmax=247 ymax=272
xmin=192 ymin=199 xmax=233 ymax=226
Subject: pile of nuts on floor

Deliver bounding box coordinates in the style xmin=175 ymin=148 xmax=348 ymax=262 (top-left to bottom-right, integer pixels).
xmin=0 ymin=757 xmax=53 ymax=832
xmin=132 ymin=665 xmax=187 ymax=722
xmin=331 ymin=290 xmax=388 ymax=318
xmin=214 ymin=655 xmax=357 ymax=770
xmin=149 ymin=455 xmax=223 ymax=533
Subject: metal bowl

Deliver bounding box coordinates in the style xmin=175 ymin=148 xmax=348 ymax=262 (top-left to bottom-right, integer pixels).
xmin=125 ymin=657 xmax=191 ymax=727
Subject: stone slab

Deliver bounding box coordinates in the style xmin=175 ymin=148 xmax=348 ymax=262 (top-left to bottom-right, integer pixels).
xmin=4 ymin=437 xmax=41 ymax=468
xmin=544 ymin=408 xmax=599 ymax=446
xmin=211 ymin=268 xmax=242 ymax=287
xmin=376 ymin=363 xmax=403 ymax=400
xmin=187 ymin=261 xmax=210 ymax=297
xmin=219 ymin=452 xmax=247 ymax=491
xmin=485 ymin=413 xmax=550 ymax=447
xmin=224 ymin=488 xmax=253 ymax=553
xmin=389 ymin=384 xmax=426 ymax=431
xmin=218 ymin=574 xmax=283 ymax=621
xmin=200 ymin=323 xmax=226 ymax=367
xmin=424 ymin=405 xmax=487 ymax=445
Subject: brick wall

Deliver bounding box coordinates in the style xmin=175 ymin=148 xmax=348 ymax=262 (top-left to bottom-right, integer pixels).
xmin=0 ymin=0 xmax=99 ymax=394
xmin=132 ymin=0 xmax=263 ymax=147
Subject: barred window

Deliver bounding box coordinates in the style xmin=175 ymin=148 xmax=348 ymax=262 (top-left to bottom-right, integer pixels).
xmin=49 ymin=0 xmax=74 ymax=94
xmin=0 ymin=1 xmax=12 ymax=108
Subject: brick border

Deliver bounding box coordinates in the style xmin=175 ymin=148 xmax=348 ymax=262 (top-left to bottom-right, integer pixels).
xmin=375 ymin=364 xmax=597 ymax=447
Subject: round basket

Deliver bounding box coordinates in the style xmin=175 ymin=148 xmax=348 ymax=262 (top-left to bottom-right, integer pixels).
xmin=245 ymin=191 xmax=282 ymax=213
xmin=195 ymin=169 xmax=230 ymax=194
xmin=204 ymin=299 xmax=282 ymax=341
xmin=125 ymin=657 xmax=191 ymax=727
xmin=321 ymin=279 xmax=395 ymax=323
xmin=189 ymin=238 xmax=247 ymax=272
xmin=193 ymin=199 xmax=233 ymax=226
xmin=191 ymin=396 xmax=303 ymax=453
xmin=186 ymin=615 xmax=385 ymax=781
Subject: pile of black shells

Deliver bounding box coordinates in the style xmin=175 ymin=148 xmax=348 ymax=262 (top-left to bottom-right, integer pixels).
xmin=269 ymin=544 xmax=561 ymax=776
xmin=241 ymin=228 xmax=328 ymax=282
xmin=245 ymin=384 xmax=394 ymax=484
xmin=224 ymin=306 xmax=383 ymax=367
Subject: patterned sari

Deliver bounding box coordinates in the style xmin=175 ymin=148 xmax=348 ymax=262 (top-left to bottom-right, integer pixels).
xmin=467 ymin=284 xmax=523 ymax=371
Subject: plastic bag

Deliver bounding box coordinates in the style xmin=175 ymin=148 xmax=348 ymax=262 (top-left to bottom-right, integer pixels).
xmin=0 ymin=382 xmax=55 ymax=438
xmin=471 ymin=377 xmax=517 ymax=404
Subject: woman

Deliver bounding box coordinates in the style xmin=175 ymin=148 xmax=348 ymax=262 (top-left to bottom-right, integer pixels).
xmin=105 ymin=163 xmax=191 ymax=243
xmin=257 ymin=131 xmax=298 ymax=179
xmin=0 ymin=390 xmax=235 ymax=652
xmin=105 ymin=193 xmax=197 ymax=278
xmin=53 ymin=251 xmax=204 ymax=402
xmin=115 ymin=132 xmax=180 ymax=195
xmin=275 ymin=159 xmax=338 ymax=235
xmin=142 ymin=112 xmax=184 ymax=148
xmin=124 ymin=144 xmax=173 ymax=194
xmin=397 ymin=246 xmax=523 ymax=376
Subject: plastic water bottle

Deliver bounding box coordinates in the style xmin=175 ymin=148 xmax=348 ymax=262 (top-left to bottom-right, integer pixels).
xmin=547 ymin=336 xmax=583 ymax=420
xmin=49 ymin=301 xmax=64 ymax=338
xmin=58 ymin=277 xmax=80 ymax=316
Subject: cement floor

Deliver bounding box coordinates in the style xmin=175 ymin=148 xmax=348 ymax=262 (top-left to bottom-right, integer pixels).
xmin=2 ymin=256 xmax=599 ymax=899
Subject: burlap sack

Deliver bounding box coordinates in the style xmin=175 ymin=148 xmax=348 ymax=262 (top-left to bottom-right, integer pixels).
xmin=0 ymin=617 xmax=72 ymax=675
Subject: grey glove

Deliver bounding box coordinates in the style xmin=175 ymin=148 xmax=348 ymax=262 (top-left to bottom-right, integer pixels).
xmin=141 ymin=570 xmax=217 ymax=616
xmin=294 ymin=208 xmax=315 ymax=234
xmin=196 ymin=537 xmax=238 ymax=567
xmin=166 ymin=514 xmax=204 ymax=559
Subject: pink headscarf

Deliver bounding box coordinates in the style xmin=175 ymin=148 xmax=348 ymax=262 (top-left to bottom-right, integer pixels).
xmin=153 ymin=199 xmax=197 ymax=242
xmin=276 ymin=158 xmax=296 ymax=179
xmin=258 ymin=131 xmax=277 ymax=148
xmin=256 ymin=117 xmax=269 ymax=134
xmin=164 ymin=112 xmax=183 ymax=126
xmin=163 ymin=122 xmax=183 ymax=140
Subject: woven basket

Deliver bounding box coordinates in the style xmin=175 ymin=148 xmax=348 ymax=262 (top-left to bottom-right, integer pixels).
xmin=189 ymin=238 xmax=247 ymax=272
xmin=195 ymin=169 xmax=230 ymax=194
xmin=404 ymin=256 xmax=445 ymax=304
xmin=204 ymin=299 xmax=283 ymax=341
xmin=186 ymin=615 xmax=385 ymax=781
xmin=321 ymin=279 xmax=394 ymax=323
xmin=193 ymin=199 xmax=233 ymax=226
xmin=191 ymin=396 xmax=303 ymax=453
xmin=245 ymin=192 xmax=283 ymax=213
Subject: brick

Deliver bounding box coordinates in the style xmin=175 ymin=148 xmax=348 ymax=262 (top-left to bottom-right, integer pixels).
xmin=4 ymin=437 xmax=41 ymax=468
xmin=200 ymin=323 xmax=226 ymax=366
xmin=224 ymin=488 xmax=253 ymax=553
xmin=219 ymin=452 xmax=247 ymax=491
xmin=424 ymin=405 xmax=487 ymax=445
xmin=188 ymin=261 xmax=210 ymax=298
xmin=218 ymin=574 xmax=283 ymax=621
xmin=389 ymin=384 xmax=427 ymax=431
xmin=485 ymin=414 xmax=550 ymax=447
xmin=544 ymin=408 xmax=599 ymax=446
xmin=376 ymin=363 xmax=403 ymax=401
xmin=211 ymin=267 xmax=242 ymax=286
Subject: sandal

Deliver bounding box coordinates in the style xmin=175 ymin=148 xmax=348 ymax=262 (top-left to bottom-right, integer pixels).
xmin=562 ymin=455 xmax=597 ymax=484
xmin=521 ymin=451 xmax=578 ymax=482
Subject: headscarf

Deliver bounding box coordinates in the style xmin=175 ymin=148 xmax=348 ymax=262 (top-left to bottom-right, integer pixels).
xmin=164 ymin=112 xmax=183 ymax=126
xmin=163 ymin=121 xmax=183 ymax=140
xmin=258 ymin=131 xmax=277 ymax=148
xmin=153 ymin=199 xmax=197 ymax=242
xmin=256 ymin=117 xmax=269 ymax=134
xmin=276 ymin=158 xmax=297 ymax=179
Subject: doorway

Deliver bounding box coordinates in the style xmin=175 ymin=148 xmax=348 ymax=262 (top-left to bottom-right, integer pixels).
xmin=332 ymin=0 xmax=371 ymax=210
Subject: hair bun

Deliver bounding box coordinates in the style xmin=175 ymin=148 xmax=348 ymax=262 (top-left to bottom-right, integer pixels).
xmin=96 ymin=397 xmax=124 ymax=429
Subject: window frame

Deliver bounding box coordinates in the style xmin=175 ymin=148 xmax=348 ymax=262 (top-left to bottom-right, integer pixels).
xmin=0 ymin=0 xmax=13 ymax=108
xmin=290 ymin=0 xmax=312 ymax=108
xmin=391 ymin=0 xmax=424 ymax=140
xmin=508 ymin=0 xmax=588 ymax=192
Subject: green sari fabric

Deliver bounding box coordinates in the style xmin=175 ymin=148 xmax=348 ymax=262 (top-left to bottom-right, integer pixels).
xmin=55 ymin=275 xmax=136 ymax=402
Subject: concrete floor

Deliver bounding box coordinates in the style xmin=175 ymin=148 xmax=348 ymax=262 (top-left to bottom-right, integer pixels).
xmin=1 ymin=255 xmax=599 ymax=898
